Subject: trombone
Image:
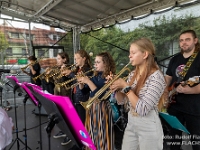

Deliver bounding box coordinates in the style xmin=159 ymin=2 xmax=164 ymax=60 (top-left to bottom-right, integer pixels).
xmin=80 ymin=62 xmax=131 ymax=110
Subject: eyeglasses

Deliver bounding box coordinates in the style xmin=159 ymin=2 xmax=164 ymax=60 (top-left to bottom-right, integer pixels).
xmin=94 ymin=61 xmax=101 ymax=64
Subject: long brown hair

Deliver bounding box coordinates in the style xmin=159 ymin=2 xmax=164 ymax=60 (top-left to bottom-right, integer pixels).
xmin=75 ymin=50 xmax=92 ymax=72
xmin=95 ymin=52 xmax=116 ymax=78
xmin=57 ymin=52 xmax=69 ymax=64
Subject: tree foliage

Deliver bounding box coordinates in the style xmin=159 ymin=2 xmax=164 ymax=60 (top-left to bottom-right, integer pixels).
xmin=0 ymin=31 xmax=9 ymax=64
xmin=78 ymin=14 xmax=200 ymax=70
xmin=0 ymin=31 xmax=9 ymax=52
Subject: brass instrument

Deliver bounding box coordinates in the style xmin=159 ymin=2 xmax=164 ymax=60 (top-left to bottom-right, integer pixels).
xmin=80 ymin=62 xmax=131 ymax=110
xmin=32 ymin=65 xmax=58 ymax=83
xmin=55 ymin=68 xmax=95 ymax=93
xmin=32 ymin=72 xmax=46 ymax=83
xmin=100 ymin=75 xmax=129 ymax=101
xmin=44 ymin=66 xmax=60 ymax=83
xmin=70 ymin=75 xmax=95 ymax=89
xmin=56 ymin=64 xmax=76 ymax=79
xmin=21 ymin=61 xmax=37 ymax=72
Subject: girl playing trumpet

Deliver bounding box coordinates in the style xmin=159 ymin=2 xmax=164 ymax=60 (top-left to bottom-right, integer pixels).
xmin=110 ymin=38 xmax=166 ymax=150
xmin=77 ymin=52 xmax=116 ymax=150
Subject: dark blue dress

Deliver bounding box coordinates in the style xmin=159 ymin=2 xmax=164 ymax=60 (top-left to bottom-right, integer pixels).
xmin=71 ymin=67 xmax=93 ymax=123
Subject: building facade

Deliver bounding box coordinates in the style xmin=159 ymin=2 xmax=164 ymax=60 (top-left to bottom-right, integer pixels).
xmin=0 ymin=23 xmax=65 ymax=65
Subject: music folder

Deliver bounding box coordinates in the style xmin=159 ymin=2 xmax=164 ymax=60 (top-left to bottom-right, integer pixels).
xmin=159 ymin=112 xmax=190 ymax=134
xmin=26 ymin=84 xmax=96 ymax=150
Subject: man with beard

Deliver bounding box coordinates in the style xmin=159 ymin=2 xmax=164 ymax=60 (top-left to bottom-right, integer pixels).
xmin=165 ymin=30 xmax=200 ymax=150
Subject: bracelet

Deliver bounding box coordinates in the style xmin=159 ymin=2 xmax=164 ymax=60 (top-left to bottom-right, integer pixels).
xmin=121 ymin=86 xmax=131 ymax=94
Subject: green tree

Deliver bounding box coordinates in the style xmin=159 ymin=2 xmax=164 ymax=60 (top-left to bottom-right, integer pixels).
xmin=80 ymin=27 xmax=129 ymax=72
xmin=0 ymin=31 xmax=9 ymax=65
xmin=139 ymin=15 xmax=197 ymax=60
xmin=79 ymin=14 xmax=200 ymax=72
xmin=57 ymin=32 xmax=74 ymax=63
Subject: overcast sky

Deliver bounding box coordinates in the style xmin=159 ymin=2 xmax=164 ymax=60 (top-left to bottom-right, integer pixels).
xmin=118 ymin=3 xmax=200 ymax=32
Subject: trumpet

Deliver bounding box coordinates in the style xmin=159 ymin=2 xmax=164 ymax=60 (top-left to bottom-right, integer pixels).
xmin=44 ymin=66 xmax=60 ymax=83
xmin=21 ymin=61 xmax=37 ymax=72
xmin=99 ymin=76 xmax=129 ymax=101
xmin=32 ymin=73 xmax=46 ymax=83
xmin=56 ymin=64 xmax=76 ymax=79
xmin=80 ymin=62 xmax=131 ymax=110
xmin=55 ymin=68 xmax=95 ymax=93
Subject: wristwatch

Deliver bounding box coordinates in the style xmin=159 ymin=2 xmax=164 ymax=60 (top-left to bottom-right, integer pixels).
xmin=122 ymin=86 xmax=131 ymax=94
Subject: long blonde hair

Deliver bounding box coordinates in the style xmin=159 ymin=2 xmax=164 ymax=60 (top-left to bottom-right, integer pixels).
xmin=128 ymin=38 xmax=165 ymax=111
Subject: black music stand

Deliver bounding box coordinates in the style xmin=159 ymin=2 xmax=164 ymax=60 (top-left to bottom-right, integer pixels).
xmin=6 ymin=77 xmax=32 ymax=150
xmin=27 ymin=85 xmax=82 ymax=150
xmin=0 ymin=75 xmax=13 ymax=108
xmin=23 ymin=83 xmax=43 ymax=150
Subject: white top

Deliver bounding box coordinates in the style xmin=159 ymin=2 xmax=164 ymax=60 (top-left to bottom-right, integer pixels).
xmin=120 ymin=70 xmax=166 ymax=116
xmin=0 ymin=108 xmax=13 ymax=150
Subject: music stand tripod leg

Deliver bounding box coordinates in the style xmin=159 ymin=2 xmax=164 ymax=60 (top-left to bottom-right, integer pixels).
xmin=37 ymin=103 xmax=43 ymax=150
xmin=22 ymin=94 xmax=32 ymax=150
xmin=8 ymin=85 xmax=31 ymax=150
xmin=46 ymin=113 xmax=59 ymax=150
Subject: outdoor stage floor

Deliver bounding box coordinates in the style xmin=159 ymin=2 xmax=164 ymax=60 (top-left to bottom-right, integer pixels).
xmin=5 ymin=101 xmax=191 ymax=150
xmin=5 ymin=102 xmax=125 ymax=150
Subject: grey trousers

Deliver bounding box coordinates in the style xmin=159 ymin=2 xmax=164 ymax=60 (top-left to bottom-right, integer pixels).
xmin=122 ymin=110 xmax=163 ymax=150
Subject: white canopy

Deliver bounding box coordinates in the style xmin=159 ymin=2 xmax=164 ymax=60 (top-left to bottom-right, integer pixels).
xmin=0 ymin=0 xmax=198 ymax=32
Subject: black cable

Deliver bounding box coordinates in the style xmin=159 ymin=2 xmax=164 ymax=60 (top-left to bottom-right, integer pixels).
xmin=86 ymin=33 xmax=129 ymax=53
xmin=12 ymin=121 xmax=49 ymax=134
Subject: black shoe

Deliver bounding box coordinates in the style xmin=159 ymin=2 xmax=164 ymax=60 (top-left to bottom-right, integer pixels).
xmin=61 ymin=137 xmax=71 ymax=146
xmin=53 ymin=131 xmax=66 ymax=138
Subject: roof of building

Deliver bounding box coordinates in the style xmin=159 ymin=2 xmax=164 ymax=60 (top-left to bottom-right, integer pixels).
xmin=0 ymin=25 xmax=65 ymax=45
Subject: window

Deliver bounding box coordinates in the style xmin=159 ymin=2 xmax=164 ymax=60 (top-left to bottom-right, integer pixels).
xmin=53 ymin=49 xmax=59 ymax=57
xmin=53 ymin=35 xmax=57 ymax=40
xmin=25 ymin=34 xmax=33 ymax=40
xmin=11 ymin=32 xmax=19 ymax=38
xmin=53 ymin=49 xmax=63 ymax=57
xmin=6 ymin=48 xmax=12 ymax=56
xmin=22 ymin=48 xmax=27 ymax=55
xmin=38 ymin=49 xmax=45 ymax=57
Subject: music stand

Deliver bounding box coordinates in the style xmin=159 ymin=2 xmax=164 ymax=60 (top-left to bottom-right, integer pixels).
xmin=6 ymin=76 xmax=31 ymax=150
xmin=23 ymin=82 xmax=43 ymax=150
xmin=27 ymin=85 xmax=96 ymax=150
